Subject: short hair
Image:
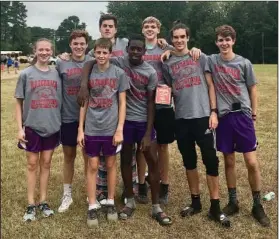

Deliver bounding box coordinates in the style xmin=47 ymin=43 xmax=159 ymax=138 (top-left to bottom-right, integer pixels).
xmin=215 ymin=25 xmax=236 ymax=41
xmin=142 ymin=16 xmax=162 ymax=29
xmin=99 ymin=13 xmax=118 ymax=28
xmin=170 ymin=21 xmax=190 ymax=38
xmin=69 ymin=30 xmax=89 ymax=44
xmin=94 ymin=38 xmax=113 ymax=52
xmin=127 ymin=34 xmax=145 ymax=47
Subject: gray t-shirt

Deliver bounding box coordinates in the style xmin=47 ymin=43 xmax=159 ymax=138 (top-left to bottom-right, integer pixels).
xmin=162 ymin=53 xmax=211 ymax=119
xmin=56 ymin=55 xmax=91 ymax=123
xmin=110 ymin=56 xmax=158 ymax=122
xmin=143 ymin=44 xmax=174 ymax=110
xmin=85 ymin=64 xmax=130 ymax=136
xmin=208 ymin=54 xmax=257 ymax=118
xmin=14 ymin=65 xmax=62 ymax=137
xmin=88 ymin=38 xmax=128 ymax=58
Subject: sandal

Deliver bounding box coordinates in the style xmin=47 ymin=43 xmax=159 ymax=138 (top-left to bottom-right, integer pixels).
xmin=118 ymin=206 xmax=135 ymax=220
xmin=180 ymin=205 xmax=202 ymax=217
xmin=152 ymin=212 xmax=172 ymax=226
xmin=208 ymin=212 xmax=231 ymax=228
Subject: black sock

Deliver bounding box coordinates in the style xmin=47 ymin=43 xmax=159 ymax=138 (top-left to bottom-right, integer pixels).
xmin=210 ymin=199 xmax=221 ymax=215
xmin=228 ymin=187 xmax=238 ymax=204
xmin=252 ymin=191 xmax=261 ymax=206
xmin=160 ymin=183 xmax=169 ymax=197
xmin=138 ymin=183 xmax=147 ymax=195
xmin=191 ymin=194 xmax=201 ymax=209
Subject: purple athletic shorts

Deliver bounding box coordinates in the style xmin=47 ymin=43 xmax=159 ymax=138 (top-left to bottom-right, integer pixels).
xmin=123 ymin=120 xmax=156 ymax=144
xmin=216 ymin=112 xmax=257 ymax=153
xmin=17 ymin=127 xmax=60 ymax=153
xmin=84 ymin=135 xmax=117 ymax=158
xmin=61 ymin=121 xmax=79 ymax=147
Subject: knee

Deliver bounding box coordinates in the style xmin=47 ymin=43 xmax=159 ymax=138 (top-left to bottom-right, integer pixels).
xmin=64 ymin=150 xmax=76 ymax=162
xmin=245 ymin=158 xmax=259 ymax=172
xmin=183 ymin=155 xmax=197 ymax=170
xmin=106 ymin=159 xmax=116 ymax=170
xmin=41 ymin=159 xmax=51 ymax=170
xmin=224 ymin=154 xmax=235 ymax=168
xmin=27 ymin=162 xmax=37 ymax=172
xmin=88 ymin=159 xmax=98 ymax=173
xmin=203 ymin=156 xmax=219 ymax=176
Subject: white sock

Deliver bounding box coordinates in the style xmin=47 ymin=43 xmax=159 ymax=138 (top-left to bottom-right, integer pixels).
xmin=88 ymin=204 xmax=99 ymax=210
xmin=63 ymin=184 xmax=72 ymax=196
xmin=106 ymin=199 xmax=114 ymax=205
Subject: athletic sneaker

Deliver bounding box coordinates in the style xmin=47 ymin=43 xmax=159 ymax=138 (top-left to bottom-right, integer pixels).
xmin=208 ymin=211 xmax=231 ymax=228
xmin=106 ymin=204 xmax=118 ymax=221
xmin=223 ymin=201 xmax=239 ymax=216
xmin=87 ymin=209 xmax=99 ymax=227
xmin=180 ymin=204 xmax=202 ymax=217
xmin=136 ymin=182 xmax=148 ymax=204
xmin=58 ymin=194 xmax=73 ymax=213
xmin=23 ymin=205 xmax=36 ymax=222
xmin=252 ymin=204 xmax=270 ymax=227
xmin=38 ymin=202 xmax=54 ymax=218
xmin=97 ymin=192 xmax=107 ymax=206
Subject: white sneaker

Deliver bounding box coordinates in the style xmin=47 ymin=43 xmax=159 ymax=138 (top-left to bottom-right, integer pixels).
xmin=58 ymin=194 xmax=73 ymax=213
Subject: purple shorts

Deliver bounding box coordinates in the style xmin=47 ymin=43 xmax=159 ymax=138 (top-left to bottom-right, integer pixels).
xmin=123 ymin=120 xmax=156 ymax=144
xmin=61 ymin=121 xmax=79 ymax=147
xmin=18 ymin=127 xmax=60 ymax=153
xmin=85 ymin=135 xmax=117 ymax=158
xmin=216 ymin=112 xmax=257 ymax=153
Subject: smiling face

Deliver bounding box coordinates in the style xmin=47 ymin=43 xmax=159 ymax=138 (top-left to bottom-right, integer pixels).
xmin=215 ymin=35 xmax=235 ymax=55
xmin=94 ymin=46 xmax=111 ymax=66
xmin=99 ymin=20 xmax=117 ymax=40
xmin=126 ymin=40 xmax=146 ymax=65
xmin=172 ymin=28 xmax=189 ymax=52
xmin=34 ymin=40 xmax=53 ymax=64
xmin=142 ymin=21 xmax=160 ymax=41
xmin=69 ymin=37 xmax=88 ymax=58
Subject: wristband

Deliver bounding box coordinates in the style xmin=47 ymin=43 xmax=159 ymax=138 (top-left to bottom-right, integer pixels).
xmin=252 ymin=114 xmax=257 ymax=121
xmin=210 ymin=108 xmax=218 ymax=114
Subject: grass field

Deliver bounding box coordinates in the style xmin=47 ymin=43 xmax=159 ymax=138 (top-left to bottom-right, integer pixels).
xmin=1 ymin=65 xmax=278 ymax=239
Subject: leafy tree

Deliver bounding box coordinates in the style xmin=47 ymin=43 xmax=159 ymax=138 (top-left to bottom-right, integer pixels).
xmin=55 ymin=16 xmax=86 ymax=54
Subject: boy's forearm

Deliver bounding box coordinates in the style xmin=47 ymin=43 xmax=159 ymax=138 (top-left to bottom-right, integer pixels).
xmin=205 ymin=73 xmax=217 ymax=109
xmin=78 ymin=101 xmax=88 ymax=131
xmin=145 ymin=91 xmax=155 ymax=135
xmin=81 ymin=60 xmax=95 ymax=88
xmin=249 ymin=85 xmax=257 ymax=115
xmin=116 ymin=93 xmax=126 ymax=132
xmin=15 ymin=99 xmax=23 ymax=131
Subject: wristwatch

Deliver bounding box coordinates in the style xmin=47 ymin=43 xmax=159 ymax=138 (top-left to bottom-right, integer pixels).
xmin=210 ymin=108 xmax=218 ymax=114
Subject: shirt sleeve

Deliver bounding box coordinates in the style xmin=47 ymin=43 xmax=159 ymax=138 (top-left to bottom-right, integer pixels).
xmin=147 ymin=70 xmax=158 ymax=91
xmin=14 ymin=71 xmax=27 ymax=99
xmin=206 ymin=54 xmax=214 ymax=73
xmin=162 ymin=63 xmax=172 ymax=87
xmin=244 ymin=59 xmax=257 ymax=87
xmin=199 ymin=53 xmax=210 ymax=73
xmin=118 ymin=70 xmax=130 ymax=93
xmin=110 ymin=57 xmax=124 ymax=68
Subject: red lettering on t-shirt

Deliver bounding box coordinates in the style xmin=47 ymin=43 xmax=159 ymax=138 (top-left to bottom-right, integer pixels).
xmin=124 ymin=68 xmax=148 ymax=85
xmin=143 ymin=54 xmax=161 ymax=61
xmin=112 ymin=50 xmax=124 ymax=57
xmin=31 ymin=99 xmax=58 ymax=109
xmin=171 ymin=59 xmax=199 ymax=75
xmin=66 ymin=86 xmax=80 ymax=95
xmin=88 ymin=78 xmax=117 ymax=89
xmin=214 ymin=64 xmax=240 ymax=80
xmin=89 ymin=98 xmax=113 ymax=108
xmin=174 ymin=76 xmax=201 ymax=90
xmin=30 ymin=80 xmax=57 ymax=90
xmin=130 ymin=85 xmax=147 ymax=101
xmin=66 ymin=68 xmax=82 ymax=78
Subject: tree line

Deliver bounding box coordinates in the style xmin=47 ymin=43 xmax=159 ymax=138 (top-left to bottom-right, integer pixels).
xmin=0 ymin=1 xmax=277 ymax=63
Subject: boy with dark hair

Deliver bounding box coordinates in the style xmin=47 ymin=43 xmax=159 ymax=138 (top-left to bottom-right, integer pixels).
xmin=207 ymin=25 xmax=270 ymax=227
xmin=78 ymin=37 xmax=130 ymax=227
xmin=162 ymin=22 xmax=230 ymax=227
xmin=56 ymin=30 xmax=92 ymax=213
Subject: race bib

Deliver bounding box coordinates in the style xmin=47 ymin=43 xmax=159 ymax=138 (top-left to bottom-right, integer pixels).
xmin=155 ymin=84 xmax=171 ymax=105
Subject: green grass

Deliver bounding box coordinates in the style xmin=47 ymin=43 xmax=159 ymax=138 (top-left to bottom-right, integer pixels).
xmin=1 ymin=65 xmax=277 ymax=239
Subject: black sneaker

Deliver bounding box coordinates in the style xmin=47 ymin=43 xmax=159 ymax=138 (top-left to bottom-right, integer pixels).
xmin=252 ymin=204 xmax=270 ymax=227
xmin=87 ymin=209 xmax=99 ymax=227
xmin=208 ymin=211 xmax=231 ymax=228
xmin=223 ymin=201 xmax=239 ymax=216
xmin=38 ymin=202 xmax=54 ymax=218
xmin=180 ymin=204 xmax=202 ymax=217
xmin=106 ymin=204 xmax=118 ymax=221
xmin=136 ymin=182 xmax=148 ymax=204
xmin=159 ymin=183 xmax=169 ymax=205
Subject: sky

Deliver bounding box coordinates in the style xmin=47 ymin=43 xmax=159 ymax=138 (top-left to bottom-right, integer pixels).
xmin=24 ymin=2 xmax=108 ymax=39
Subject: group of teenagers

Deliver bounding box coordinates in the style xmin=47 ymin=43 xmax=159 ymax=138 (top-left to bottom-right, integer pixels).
xmin=15 ymin=14 xmax=271 ymax=228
